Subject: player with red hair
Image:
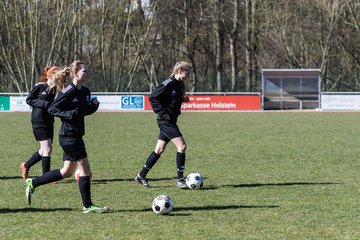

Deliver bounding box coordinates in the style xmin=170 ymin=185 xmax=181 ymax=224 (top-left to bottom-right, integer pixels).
xmin=20 ymin=66 xmax=60 ymax=180
xmin=25 ymin=61 xmax=108 ymax=213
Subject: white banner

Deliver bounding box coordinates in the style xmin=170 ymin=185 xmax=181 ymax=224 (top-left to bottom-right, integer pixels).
xmin=94 ymin=95 xmax=145 ymax=111
xmin=7 ymin=95 xmax=146 ymax=112
xmin=95 ymin=95 xmax=122 ymax=111
xmin=10 ymin=96 xmax=31 ymax=112
xmin=321 ymin=95 xmax=360 ymax=110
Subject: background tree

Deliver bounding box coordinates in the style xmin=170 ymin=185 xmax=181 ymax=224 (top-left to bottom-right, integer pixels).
xmin=1 ymin=0 xmax=360 ymax=93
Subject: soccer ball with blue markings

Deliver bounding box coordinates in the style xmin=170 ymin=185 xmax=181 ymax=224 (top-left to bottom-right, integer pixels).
xmin=152 ymin=195 xmax=173 ymax=215
xmin=186 ymin=173 xmax=204 ymax=189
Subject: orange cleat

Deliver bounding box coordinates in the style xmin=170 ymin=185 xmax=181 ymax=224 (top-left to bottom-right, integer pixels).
xmin=20 ymin=162 xmax=29 ymax=181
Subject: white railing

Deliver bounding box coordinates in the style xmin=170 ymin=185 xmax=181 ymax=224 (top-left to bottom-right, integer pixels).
xmin=1 ymin=92 xmax=261 ymax=96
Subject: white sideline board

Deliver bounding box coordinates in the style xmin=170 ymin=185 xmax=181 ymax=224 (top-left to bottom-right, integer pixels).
xmin=321 ymin=95 xmax=360 ymax=110
xmin=7 ymin=95 xmax=145 ymax=111
xmin=10 ymin=96 xmax=31 ymax=112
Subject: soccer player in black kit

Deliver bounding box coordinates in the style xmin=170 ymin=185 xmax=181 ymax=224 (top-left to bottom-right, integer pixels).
xmin=20 ymin=66 xmax=59 ymax=180
xmin=135 ymin=61 xmax=192 ymax=188
xmin=25 ymin=61 xmax=108 ymax=213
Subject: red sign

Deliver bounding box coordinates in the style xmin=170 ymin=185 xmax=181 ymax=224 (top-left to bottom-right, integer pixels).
xmin=144 ymin=95 xmax=261 ymax=111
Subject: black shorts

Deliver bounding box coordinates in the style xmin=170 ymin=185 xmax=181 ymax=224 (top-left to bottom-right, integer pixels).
xmin=32 ymin=125 xmax=54 ymax=142
xmin=61 ymin=139 xmax=87 ymax=161
xmin=157 ymin=120 xmax=182 ymax=143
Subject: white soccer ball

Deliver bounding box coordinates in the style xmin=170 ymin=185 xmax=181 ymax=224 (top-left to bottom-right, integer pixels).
xmin=152 ymin=195 xmax=174 ymax=215
xmin=186 ymin=173 xmax=204 ymax=189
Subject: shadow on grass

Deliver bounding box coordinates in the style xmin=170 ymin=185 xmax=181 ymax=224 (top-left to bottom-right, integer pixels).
xmin=0 ymin=176 xmax=337 ymax=191
xmin=0 ymin=207 xmax=75 ymax=213
xmin=91 ymin=177 xmax=177 ymax=184
xmin=120 ymin=204 xmax=278 ymax=213
xmin=173 ymin=205 xmax=279 ymax=211
xmin=0 ymin=175 xmax=178 ymax=184
xmin=0 ymin=176 xmax=22 ymax=180
xmin=222 ymin=182 xmax=339 ymax=188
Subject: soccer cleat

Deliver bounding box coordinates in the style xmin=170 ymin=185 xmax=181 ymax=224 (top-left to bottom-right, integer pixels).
xmin=135 ymin=174 xmax=150 ymax=188
xmin=83 ymin=204 xmax=109 ymax=214
xmin=25 ymin=178 xmax=34 ymax=205
xmin=177 ymin=178 xmax=187 ymax=189
xmin=20 ymin=162 xmax=29 ymax=181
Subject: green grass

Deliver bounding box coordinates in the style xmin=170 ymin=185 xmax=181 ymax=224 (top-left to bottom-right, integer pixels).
xmin=1 ymin=111 xmax=360 ymax=239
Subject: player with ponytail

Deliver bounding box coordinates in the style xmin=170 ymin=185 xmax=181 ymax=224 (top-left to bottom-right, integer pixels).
xmin=20 ymin=66 xmax=60 ymax=180
xmin=24 ymin=61 xmax=108 ymax=213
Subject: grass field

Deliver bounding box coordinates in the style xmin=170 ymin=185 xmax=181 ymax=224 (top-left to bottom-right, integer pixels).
xmin=1 ymin=111 xmax=360 ymax=239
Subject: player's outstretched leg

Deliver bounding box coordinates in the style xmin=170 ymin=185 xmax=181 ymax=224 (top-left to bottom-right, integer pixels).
xmin=83 ymin=204 xmax=109 ymax=214
xmin=135 ymin=174 xmax=150 ymax=188
xmin=25 ymin=178 xmax=35 ymax=205
xmin=176 ymin=152 xmax=187 ymax=189
xmin=20 ymin=162 xmax=29 ymax=181
xmin=79 ymin=175 xmax=109 ymax=213
xmin=20 ymin=152 xmax=42 ymax=181
xmin=135 ymin=151 xmax=161 ymax=188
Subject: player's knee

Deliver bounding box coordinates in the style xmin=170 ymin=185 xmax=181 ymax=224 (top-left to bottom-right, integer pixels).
xmin=60 ymin=168 xmax=73 ymax=178
xmin=155 ymin=148 xmax=165 ymax=155
xmin=40 ymin=145 xmax=52 ymax=156
xmin=177 ymin=144 xmax=186 ymax=153
xmin=43 ymin=146 xmax=52 ymax=156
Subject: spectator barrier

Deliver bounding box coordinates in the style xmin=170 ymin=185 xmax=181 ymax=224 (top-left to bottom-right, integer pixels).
xmin=5 ymin=92 xmax=360 ymax=111
xmin=321 ymin=92 xmax=360 ymax=110
xmin=0 ymin=92 xmax=261 ymax=112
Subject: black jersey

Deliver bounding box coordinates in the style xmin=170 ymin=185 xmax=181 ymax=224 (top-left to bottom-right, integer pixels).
xmin=150 ymin=77 xmax=186 ymax=122
xmin=48 ymin=83 xmax=98 ymax=144
xmin=26 ymin=82 xmax=55 ymax=128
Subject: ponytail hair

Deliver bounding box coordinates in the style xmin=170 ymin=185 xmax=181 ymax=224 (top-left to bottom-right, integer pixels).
xmin=48 ymin=61 xmax=85 ymax=97
xmin=36 ymin=66 xmax=60 ymax=83
xmin=47 ymin=67 xmax=70 ymax=96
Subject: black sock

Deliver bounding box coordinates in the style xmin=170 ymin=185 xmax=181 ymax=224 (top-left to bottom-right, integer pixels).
xmin=41 ymin=156 xmax=51 ymax=174
xmin=24 ymin=151 xmax=42 ymax=169
xmin=139 ymin=151 xmax=160 ymax=178
xmin=79 ymin=176 xmax=92 ymax=208
xmin=176 ymin=152 xmax=186 ymax=179
xmin=32 ymin=169 xmax=63 ymax=188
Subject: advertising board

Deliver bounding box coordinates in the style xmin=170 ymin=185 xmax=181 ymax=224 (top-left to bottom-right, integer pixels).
xmin=144 ymin=95 xmax=261 ymax=111
xmin=10 ymin=96 xmax=31 ymax=112
xmin=0 ymin=96 xmax=10 ymax=111
xmin=321 ymin=95 xmax=360 ymax=110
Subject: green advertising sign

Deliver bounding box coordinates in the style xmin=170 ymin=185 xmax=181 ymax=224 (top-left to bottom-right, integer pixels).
xmin=0 ymin=96 xmax=10 ymax=111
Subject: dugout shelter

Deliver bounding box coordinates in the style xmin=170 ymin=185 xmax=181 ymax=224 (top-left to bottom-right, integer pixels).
xmin=262 ymin=69 xmax=321 ymax=110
